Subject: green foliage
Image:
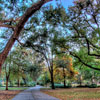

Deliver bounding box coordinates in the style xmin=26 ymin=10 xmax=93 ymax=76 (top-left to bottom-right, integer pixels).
xmin=66 ymin=0 xmax=100 ymax=72
xmin=50 ymin=83 xmax=71 ymax=88
xmin=0 ymin=82 xmax=2 ymax=87
xmin=88 ymin=84 xmax=98 ymax=88
xmin=37 ymin=82 xmax=44 ymax=86
xmin=27 ymin=82 xmax=36 ymax=87
xmin=44 ymin=5 xmax=67 ymax=26
xmin=38 ymin=71 xmax=50 ymax=86
xmin=0 ymin=87 xmax=28 ymax=90
xmin=27 ymin=64 xmax=43 ymax=81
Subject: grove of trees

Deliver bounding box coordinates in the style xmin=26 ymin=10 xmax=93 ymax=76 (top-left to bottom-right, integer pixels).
xmin=0 ymin=0 xmax=100 ymax=90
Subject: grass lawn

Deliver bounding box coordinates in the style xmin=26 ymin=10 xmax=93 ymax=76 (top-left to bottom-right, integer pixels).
xmin=0 ymin=87 xmax=28 ymax=100
xmin=0 ymin=87 xmax=28 ymax=90
xmin=41 ymin=88 xmax=100 ymax=100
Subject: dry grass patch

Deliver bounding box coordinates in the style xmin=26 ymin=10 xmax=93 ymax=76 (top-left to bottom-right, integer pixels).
xmin=41 ymin=88 xmax=100 ymax=100
xmin=0 ymin=90 xmax=21 ymax=100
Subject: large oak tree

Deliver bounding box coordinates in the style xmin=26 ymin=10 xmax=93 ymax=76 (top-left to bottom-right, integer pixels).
xmin=66 ymin=0 xmax=100 ymax=71
xmin=0 ymin=0 xmax=52 ymax=72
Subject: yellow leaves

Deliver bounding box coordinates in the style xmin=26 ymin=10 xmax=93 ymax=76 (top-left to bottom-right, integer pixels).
xmin=53 ymin=54 xmax=79 ymax=82
xmin=69 ymin=57 xmax=72 ymax=62
xmin=75 ymin=71 xmax=79 ymax=75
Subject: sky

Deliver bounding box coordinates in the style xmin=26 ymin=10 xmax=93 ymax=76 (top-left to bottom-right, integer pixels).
xmin=61 ymin=0 xmax=74 ymax=8
xmin=50 ymin=0 xmax=74 ymax=10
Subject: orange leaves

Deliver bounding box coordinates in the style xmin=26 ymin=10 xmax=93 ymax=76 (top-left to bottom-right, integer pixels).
xmin=54 ymin=54 xmax=78 ymax=82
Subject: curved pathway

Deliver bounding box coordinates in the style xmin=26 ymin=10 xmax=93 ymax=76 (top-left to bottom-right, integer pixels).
xmin=12 ymin=85 xmax=59 ymax=100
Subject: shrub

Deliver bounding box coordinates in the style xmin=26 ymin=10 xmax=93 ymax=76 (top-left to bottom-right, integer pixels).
xmin=0 ymin=82 xmax=2 ymax=86
xmin=37 ymin=82 xmax=44 ymax=86
xmin=88 ymin=84 xmax=98 ymax=88
xmin=50 ymin=83 xmax=72 ymax=88
xmin=27 ymin=82 xmax=36 ymax=87
xmin=76 ymin=85 xmax=88 ymax=88
xmin=20 ymin=83 xmax=25 ymax=86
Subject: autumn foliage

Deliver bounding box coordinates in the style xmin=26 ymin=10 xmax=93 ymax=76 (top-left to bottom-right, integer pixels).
xmin=54 ymin=55 xmax=78 ymax=84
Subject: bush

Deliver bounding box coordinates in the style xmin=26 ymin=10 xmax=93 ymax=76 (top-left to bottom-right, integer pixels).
xmin=0 ymin=82 xmax=2 ymax=87
xmin=76 ymin=84 xmax=98 ymax=88
xmin=50 ymin=83 xmax=71 ymax=88
xmin=37 ymin=82 xmax=44 ymax=86
xmin=27 ymin=82 xmax=36 ymax=87
xmin=54 ymin=84 xmax=64 ymax=88
xmin=76 ymin=85 xmax=89 ymax=88
xmin=20 ymin=83 xmax=25 ymax=86
xmin=88 ymin=84 xmax=98 ymax=88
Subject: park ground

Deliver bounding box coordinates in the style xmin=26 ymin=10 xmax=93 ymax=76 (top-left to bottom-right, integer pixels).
xmin=41 ymin=88 xmax=100 ymax=100
xmin=0 ymin=87 xmax=27 ymax=100
xmin=1 ymin=87 xmax=100 ymax=100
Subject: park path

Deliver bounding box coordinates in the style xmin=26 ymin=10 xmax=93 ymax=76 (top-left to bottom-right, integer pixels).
xmin=12 ymin=85 xmax=59 ymax=100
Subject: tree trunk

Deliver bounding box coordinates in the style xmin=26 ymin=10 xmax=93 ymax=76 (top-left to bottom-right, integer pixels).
xmin=79 ymin=75 xmax=82 ymax=86
xmin=50 ymin=71 xmax=55 ymax=89
xmin=6 ymin=76 xmax=9 ymax=90
xmin=0 ymin=0 xmax=51 ymax=73
xmin=64 ymin=76 xmax=66 ymax=88
xmin=63 ymin=68 xmax=66 ymax=88
xmin=50 ymin=64 xmax=55 ymax=89
xmin=18 ymin=79 xmax=20 ymax=87
xmin=22 ymin=77 xmax=26 ymax=85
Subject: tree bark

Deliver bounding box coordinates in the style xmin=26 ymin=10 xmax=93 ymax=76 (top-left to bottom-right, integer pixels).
xmin=18 ymin=78 xmax=20 ymax=87
xmin=0 ymin=0 xmax=51 ymax=73
xmin=6 ymin=76 xmax=9 ymax=90
xmin=50 ymin=65 xmax=55 ymax=89
xmin=51 ymin=72 xmax=55 ymax=89
xmin=63 ymin=67 xmax=66 ymax=88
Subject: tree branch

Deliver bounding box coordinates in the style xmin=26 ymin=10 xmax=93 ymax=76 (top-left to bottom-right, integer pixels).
xmin=16 ymin=38 xmax=24 ymax=46
xmin=85 ymin=38 xmax=100 ymax=57
xmin=0 ymin=24 xmax=15 ymax=29
xmin=0 ymin=0 xmax=52 ymax=72
xmin=70 ymin=52 xmax=100 ymax=71
xmin=72 ymin=35 xmax=100 ymax=57
xmin=0 ymin=17 xmax=20 ymax=23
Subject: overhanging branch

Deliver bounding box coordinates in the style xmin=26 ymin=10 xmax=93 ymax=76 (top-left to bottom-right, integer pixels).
xmin=16 ymin=39 xmax=24 ymax=46
xmin=86 ymin=38 xmax=100 ymax=57
xmin=70 ymin=52 xmax=100 ymax=71
xmin=72 ymin=35 xmax=100 ymax=57
xmin=0 ymin=0 xmax=52 ymax=72
xmin=0 ymin=17 xmax=20 ymax=23
xmin=0 ymin=24 xmax=15 ymax=30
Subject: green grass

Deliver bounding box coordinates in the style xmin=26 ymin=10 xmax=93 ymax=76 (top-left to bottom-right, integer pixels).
xmin=0 ymin=87 xmax=28 ymax=90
